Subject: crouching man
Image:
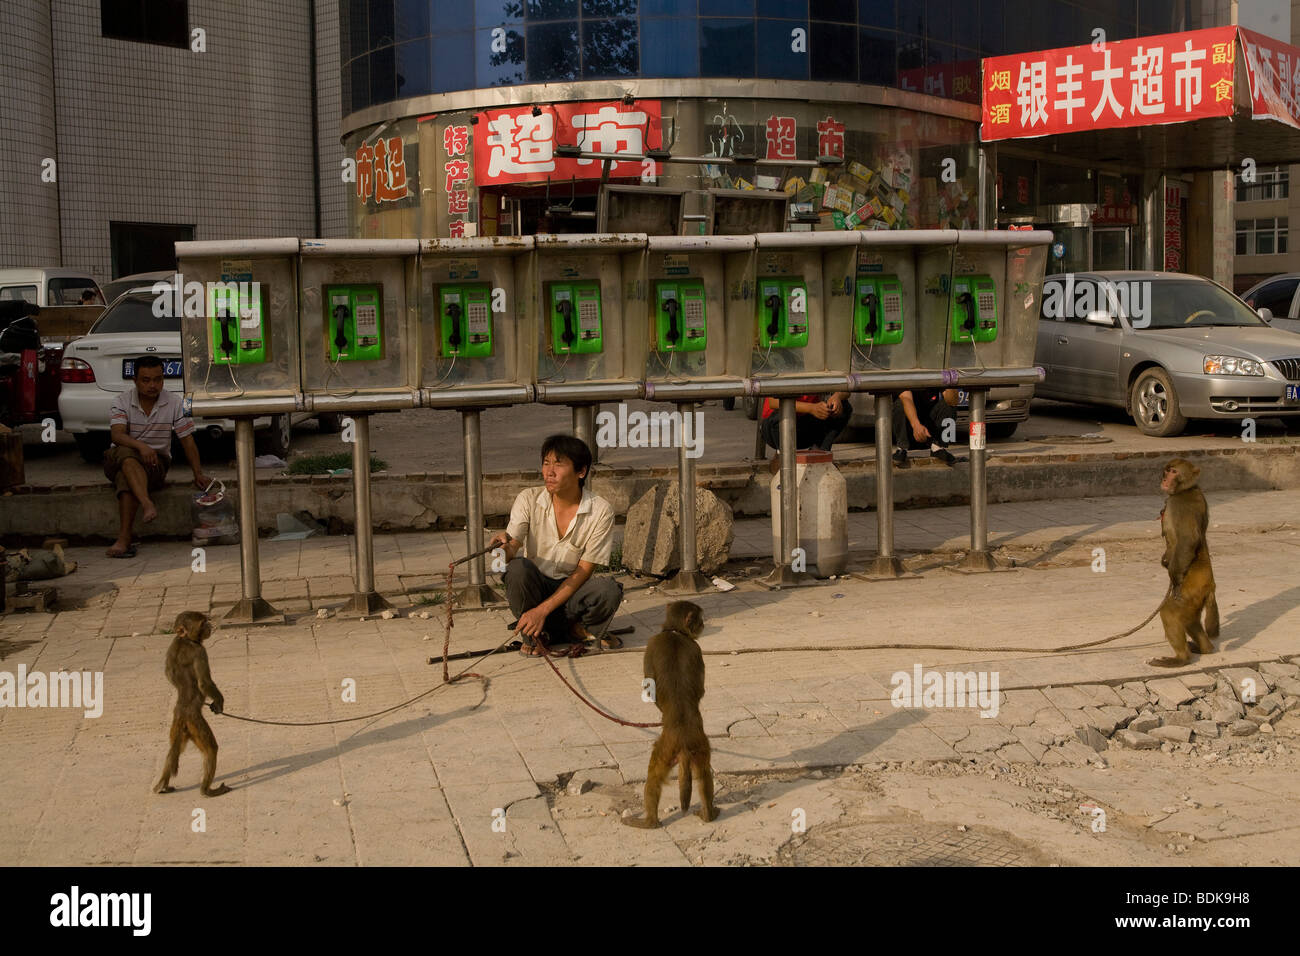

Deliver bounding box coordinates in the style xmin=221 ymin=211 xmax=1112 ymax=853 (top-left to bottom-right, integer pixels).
xmin=104 ymin=355 xmax=212 ymax=557
xmin=488 ymin=435 xmax=624 ymax=656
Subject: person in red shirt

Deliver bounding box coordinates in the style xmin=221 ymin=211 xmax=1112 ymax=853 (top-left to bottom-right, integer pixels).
xmin=759 ymin=391 xmax=853 ymax=472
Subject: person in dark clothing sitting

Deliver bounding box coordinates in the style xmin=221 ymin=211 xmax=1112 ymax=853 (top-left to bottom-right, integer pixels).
xmin=759 ymin=391 xmax=853 ymax=472
xmin=892 ymin=388 xmax=959 ymax=468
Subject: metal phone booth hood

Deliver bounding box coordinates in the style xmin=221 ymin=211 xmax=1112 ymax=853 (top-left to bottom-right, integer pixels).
xmin=530 ymin=233 xmax=650 ymax=454
xmin=177 ymin=237 xmax=303 ymax=626
xmin=746 ymin=231 xmax=860 ymax=589
xmin=299 ymin=238 xmax=420 ymax=616
xmin=641 ymin=234 xmax=756 ymax=594
xmin=419 ymin=235 xmax=536 ymax=607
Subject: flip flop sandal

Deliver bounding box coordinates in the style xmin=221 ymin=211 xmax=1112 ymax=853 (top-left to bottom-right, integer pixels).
xmin=600 ymin=633 xmax=624 ymax=650
xmin=106 ymin=546 xmax=137 ymax=559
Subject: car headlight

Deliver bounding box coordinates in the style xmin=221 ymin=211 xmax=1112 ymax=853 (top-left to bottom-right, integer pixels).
xmin=1204 ymin=355 xmax=1264 ymax=376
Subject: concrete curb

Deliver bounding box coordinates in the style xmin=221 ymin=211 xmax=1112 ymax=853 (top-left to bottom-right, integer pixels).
xmin=5 ymin=442 xmax=1299 ymax=541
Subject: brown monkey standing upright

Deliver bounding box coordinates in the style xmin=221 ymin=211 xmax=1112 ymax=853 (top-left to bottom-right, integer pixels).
xmin=1152 ymin=458 xmax=1219 ymax=667
xmin=154 ymin=611 xmax=231 ymax=796
xmin=623 ymin=601 xmax=718 ymax=828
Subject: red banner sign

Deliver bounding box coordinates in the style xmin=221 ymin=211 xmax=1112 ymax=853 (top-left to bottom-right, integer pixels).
xmin=474 ymin=100 xmax=662 ymax=185
xmin=900 ymin=59 xmax=981 ymax=105
xmin=1239 ymin=27 xmax=1300 ymax=130
xmin=981 ymin=27 xmax=1237 ymax=141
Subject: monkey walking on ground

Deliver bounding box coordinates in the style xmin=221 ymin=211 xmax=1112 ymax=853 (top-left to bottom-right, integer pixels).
xmin=1151 ymin=458 xmax=1219 ymax=668
xmin=154 ymin=611 xmax=231 ymax=797
xmin=623 ymin=601 xmax=719 ymax=828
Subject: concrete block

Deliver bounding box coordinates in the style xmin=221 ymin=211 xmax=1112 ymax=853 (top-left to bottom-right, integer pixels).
xmin=1144 ymin=678 xmax=1194 ymax=709
xmin=622 ymin=481 xmax=734 ymax=576
xmin=1150 ymin=725 xmax=1192 ymax=743
xmin=1114 ymin=729 xmax=1160 ymax=750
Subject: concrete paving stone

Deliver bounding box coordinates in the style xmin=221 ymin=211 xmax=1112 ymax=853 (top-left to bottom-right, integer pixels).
xmin=1192 ymin=720 xmax=1219 ymax=738
xmin=1118 ymin=682 xmax=1153 ymax=708
xmin=1079 ymin=707 xmax=1119 ymax=736
xmin=995 ymin=742 xmax=1042 ymax=765
xmin=1219 ymin=667 xmax=1272 ymax=701
xmin=519 ymin=745 xmax=618 ymax=785
xmin=1150 ymin=725 xmax=1192 ymax=743
xmin=952 ymin=724 xmax=1019 ymax=754
xmin=1077 ymin=684 xmax=1125 ymax=707
xmin=1144 ymin=677 xmax=1195 ymax=709
xmin=442 ymin=783 xmax=569 ymax=866
xmin=1039 ymin=685 xmax=1095 ymax=711
xmin=1161 ymin=710 xmax=1195 ymax=727
xmin=1260 ymin=661 xmax=1300 ymax=680
xmin=1115 ymin=729 xmax=1160 ymax=750
xmin=350 ymin=794 xmax=469 ymax=866
xmin=1180 ymin=672 xmax=1217 ymax=693
xmin=1099 ymin=705 xmax=1138 ymax=730
xmin=1276 ymin=677 xmax=1300 ymax=698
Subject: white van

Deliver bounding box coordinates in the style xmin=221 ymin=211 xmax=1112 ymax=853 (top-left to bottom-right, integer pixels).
xmin=0 ymin=268 xmax=103 ymax=307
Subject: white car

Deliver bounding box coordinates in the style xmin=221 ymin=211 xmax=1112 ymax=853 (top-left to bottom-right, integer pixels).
xmin=57 ymin=291 xmax=327 ymax=463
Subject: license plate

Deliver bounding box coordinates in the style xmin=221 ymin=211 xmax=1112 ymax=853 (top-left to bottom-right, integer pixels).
xmin=122 ymin=359 xmax=182 ymax=379
xmin=1287 ymin=384 xmax=1300 ymax=403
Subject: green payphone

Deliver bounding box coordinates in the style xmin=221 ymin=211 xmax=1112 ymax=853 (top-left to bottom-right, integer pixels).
xmin=655 ymin=280 xmax=707 ymax=352
xmin=757 ymin=278 xmax=808 ymax=349
xmin=438 ymin=284 xmax=492 ymax=358
xmin=326 ymin=284 xmax=383 ymax=361
xmin=951 ymin=275 xmax=998 ymax=343
xmin=854 ymin=276 xmax=904 ymax=346
xmin=208 ymin=284 xmax=267 ymax=365
xmin=548 ymin=281 xmax=603 ymax=355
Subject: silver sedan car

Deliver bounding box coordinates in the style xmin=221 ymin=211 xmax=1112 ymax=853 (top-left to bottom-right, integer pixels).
xmin=1036 ymin=271 xmax=1300 ymax=436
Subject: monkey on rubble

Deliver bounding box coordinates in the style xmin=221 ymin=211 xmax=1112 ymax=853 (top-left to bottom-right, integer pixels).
xmin=1151 ymin=458 xmax=1219 ymax=668
xmin=623 ymin=600 xmax=718 ymax=828
xmin=154 ymin=611 xmax=230 ymax=797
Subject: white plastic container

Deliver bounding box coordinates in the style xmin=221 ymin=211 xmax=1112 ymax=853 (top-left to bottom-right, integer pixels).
xmin=770 ymin=449 xmax=847 ymax=577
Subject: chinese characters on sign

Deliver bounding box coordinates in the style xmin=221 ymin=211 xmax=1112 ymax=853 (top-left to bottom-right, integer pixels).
xmin=473 ymin=101 xmax=663 ymax=185
xmin=816 ymin=116 xmax=844 ymax=159
xmin=444 ymin=123 xmax=472 ymax=238
xmin=1164 ymin=183 xmax=1183 ymax=272
xmin=765 ymin=115 xmax=796 ymax=160
xmin=356 ymin=135 xmax=410 ymax=204
xmin=1239 ymin=27 xmax=1300 ymax=131
xmin=981 ymin=27 xmax=1237 ymax=141
xmin=900 ymin=60 xmax=982 ymax=105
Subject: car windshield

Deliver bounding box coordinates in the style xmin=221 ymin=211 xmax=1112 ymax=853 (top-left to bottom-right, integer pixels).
xmin=1130 ymin=279 xmax=1269 ymax=330
xmin=47 ymin=277 xmax=100 ymax=305
xmin=89 ymin=294 xmax=181 ymax=334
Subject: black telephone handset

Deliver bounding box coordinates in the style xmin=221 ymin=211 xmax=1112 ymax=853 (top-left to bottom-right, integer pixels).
xmin=333 ymin=303 xmax=351 ymax=353
xmin=217 ymin=307 xmax=236 ymax=359
xmin=957 ymin=291 xmax=976 ymax=333
xmin=664 ymin=295 xmax=681 ymax=345
xmin=557 ymin=298 xmax=576 ymax=346
xmin=765 ymin=293 xmax=783 ymax=339
xmin=445 ymin=300 xmax=463 ymax=350
xmin=861 ymin=291 xmax=879 ymax=337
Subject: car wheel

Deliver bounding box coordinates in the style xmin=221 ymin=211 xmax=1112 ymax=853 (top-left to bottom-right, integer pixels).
xmin=316 ymin=412 xmax=343 ymax=434
xmin=721 ymin=397 xmax=736 ymax=411
xmin=255 ymin=413 xmax=292 ymax=458
xmin=73 ymin=432 xmax=110 ymax=464
xmin=1129 ymin=368 xmax=1187 ymax=437
xmin=743 ymin=395 xmax=759 ymax=420
xmin=987 ymin=421 xmax=1019 ymax=441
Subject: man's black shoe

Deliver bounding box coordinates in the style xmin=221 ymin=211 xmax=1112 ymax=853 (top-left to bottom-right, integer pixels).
xmin=932 ymin=447 xmax=957 ymax=467
xmin=892 ymin=448 xmax=910 ymax=469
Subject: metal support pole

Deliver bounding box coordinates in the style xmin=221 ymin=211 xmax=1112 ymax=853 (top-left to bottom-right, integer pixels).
xmin=666 ymin=401 xmax=711 ymax=594
xmin=572 ymin=404 xmax=597 ymax=463
xmin=760 ymin=397 xmax=813 ymax=589
xmin=340 ymin=413 xmax=392 ymax=616
xmin=221 ymin=417 xmax=283 ymax=625
xmin=456 ymin=408 xmax=504 ymax=608
xmin=864 ymin=392 xmax=905 ymax=578
xmin=959 ymin=389 xmax=999 ymax=572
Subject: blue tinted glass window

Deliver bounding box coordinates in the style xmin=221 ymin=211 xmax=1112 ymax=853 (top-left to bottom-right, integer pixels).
xmin=369 ymin=0 xmax=395 ymax=47
xmin=702 ymin=0 xmax=755 ymax=15
xmin=530 ymin=0 xmax=578 ymax=18
xmin=641 ymin=0 xmax=695 ymax=13
xmin=980 ymin=3 xmax=1003 ymax=54
xmin=858 ymin=27 xmax=894 ymax=85
xmin=810 ymin=0 xmax=855 ymax=22
xmin=433 ymin=31 xmax=476 ymax=92
xmin=1033 ymin=0 xmax=1077 ymax=49
xmin=897 ymin=33 xmax=923 ymax=70
xmin=1002 ymin=0 xmax=1032 ymax=54
xmin=810 ymin=21 xmax=854 ymax=80
xmin=951 ymin=0 xmax=977 ymax=47
xmin=1139 ymin=0 xmax=1177 ymax=34
xmin=928 ymin=41 xmax=954 ymax=65
xmin=896 ymin=2 xmax=922 ymax=34
xmin=925 ymin=0 xmax=951 ymax=44
xmin=349 ymin=0 xmax=368 ymax=58
xmin=476 ymin=26 xmax=526 ymax=85
xmin=858 ymin=0 xmax=891 ymax=28
xmin=476 ymin=1 xmax=526 ymax=25
xmin=351 ymin=55 xmax=369 ymax=111
xmin=527 ymin=21 xmax=579 ymax=80
xmin=759 ymin=0 xmax=807 ymax=17
xmin=756 ymin=18 xmax=808 ymax=79
xmin=701 ymin=17 xmax=755 ymax=77
xmin=640 ymin=17 xmax=699 ymax=76
xmin=583 ymin=0 xmax=637 ymax=14
xmin=370 ymin=45 xmax=396 ymax=102
xmin=394 ymin=0 xmax=429 ymax=40
xmin=583 ymin=17 xmax=638 ymax=77
xmin=393 ymin=37 xmax=432 ymax=97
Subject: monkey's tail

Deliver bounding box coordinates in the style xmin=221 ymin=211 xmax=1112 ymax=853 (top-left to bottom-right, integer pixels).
xmin=1205 ymin=587 xmax=1220 ymax=639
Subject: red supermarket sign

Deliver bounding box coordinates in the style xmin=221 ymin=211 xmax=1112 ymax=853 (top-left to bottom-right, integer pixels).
xmin=981 ymin=27 xmax=1237 ymax=140
xmin=473 ymin=100 xmax=663 ymax=185
xmin=1240 ymin=27 xmax=1300 ymax=130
